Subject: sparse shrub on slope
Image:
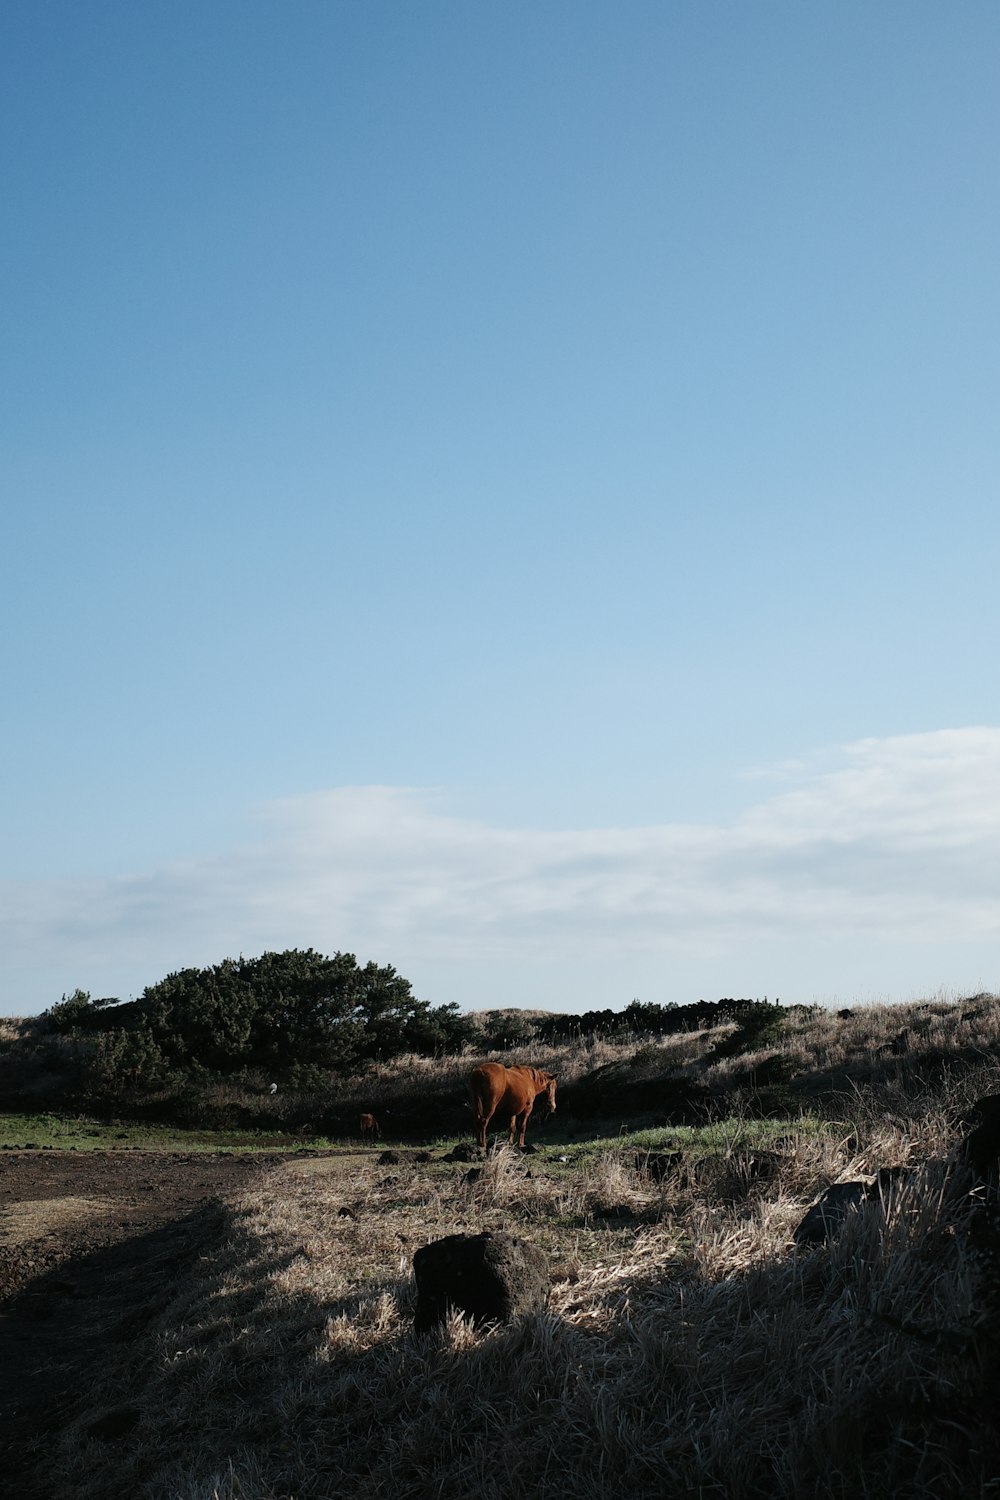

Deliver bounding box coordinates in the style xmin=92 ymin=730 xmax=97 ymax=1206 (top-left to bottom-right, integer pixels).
xmin=536 ymin=996 xmax=787 ymax=1046
xmin=475 ymin=1009 xmax=539 ymax=1050
xmin=706 ymin=1000 xmax=787 ymax=1059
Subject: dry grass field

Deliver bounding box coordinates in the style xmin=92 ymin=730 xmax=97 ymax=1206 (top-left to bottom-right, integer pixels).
xmin=3 ymin=995 xmax=1000 ymax=1498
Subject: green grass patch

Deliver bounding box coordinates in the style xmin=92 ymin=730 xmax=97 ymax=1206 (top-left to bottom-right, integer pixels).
xmin=552 ymin=1112 xmax=834 ymax=1164
xmin=408 ymin=1113 xmax=837 ymax=1181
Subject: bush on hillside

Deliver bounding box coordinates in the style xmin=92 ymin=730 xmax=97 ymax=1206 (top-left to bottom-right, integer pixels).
xmin=536 ymin=997 xmax=786 ymax=1045
xmin=45 ymin=949 xmax=476 ymax=1078
xmin=46 ymin=990 xmax=126 ymax=1033
xmin=477 ymin=1009 xmax=539 ymax=1050
xmin=83 ymin=1025 xmax=175 ymax=1101
xmin=36 ymin=949 xmax=479 ymax=1118
xmin=708 ymin=1000 xmax=786 ymax=1058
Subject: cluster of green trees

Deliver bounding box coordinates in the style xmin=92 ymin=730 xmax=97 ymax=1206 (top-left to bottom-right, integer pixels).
xmin=45 ymin=949 xmax=477 ymax=1109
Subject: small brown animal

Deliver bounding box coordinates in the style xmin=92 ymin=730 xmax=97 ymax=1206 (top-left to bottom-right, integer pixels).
xmin=468 ymin=1063 xmax=557 ymax=1151
xmin=359 ymin=1112 xmax=381 ymax=1143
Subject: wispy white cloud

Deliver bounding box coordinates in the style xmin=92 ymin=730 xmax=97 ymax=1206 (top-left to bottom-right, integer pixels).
xmin=4 ymin=728 xmax=1000 ymax=1011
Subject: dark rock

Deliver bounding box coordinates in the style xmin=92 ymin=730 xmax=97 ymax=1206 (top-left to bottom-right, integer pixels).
xmin=723 ymin=1148 xmax=783 ymax=1187
xmin=634 ymin=1149 xmax=684 ymax=1182
xmin=837 ymin=1009 xmax=854 ymax=1019
xmin=377 ymin=1150 xmax=402 ymax=1166
xmin=443 ymin=1142 xmax=479 ymax=1163
xmin=794 ymin=1181 xmax=871 ymax=1245
xmin=794 ymin=1169 xmax=906 ymax=1247
xmin=414 ymin=1151 xmax=432 ymax=1164
xmin=412 ymin=1231 xmax=549 ymax=1332
xmin=464 ymin=1167 xmax=482 ymax=1185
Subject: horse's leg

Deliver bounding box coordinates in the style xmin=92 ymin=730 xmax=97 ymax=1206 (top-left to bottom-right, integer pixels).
xmin=517 ymin=1104 xmax=533 ymax=1147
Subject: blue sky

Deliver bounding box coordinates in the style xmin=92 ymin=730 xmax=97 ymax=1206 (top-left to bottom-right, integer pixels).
xmin=3 ymin=2 xmax=999 ymax=1015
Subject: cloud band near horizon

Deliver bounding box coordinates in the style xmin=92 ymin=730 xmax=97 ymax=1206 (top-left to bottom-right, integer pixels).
xmin=4 ymin=728 xmax=1000 ymax=1009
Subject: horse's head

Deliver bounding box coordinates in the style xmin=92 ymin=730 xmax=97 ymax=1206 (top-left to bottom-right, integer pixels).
xmin=543 ymin=1073 xmax=557 ymax=1115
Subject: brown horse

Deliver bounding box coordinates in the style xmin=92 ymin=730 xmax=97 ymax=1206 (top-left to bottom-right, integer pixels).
xmin=359 ymin=1112 xmax=380 ymax=1143
xmin=468 ymin=1063 xmax=557 ymax=1150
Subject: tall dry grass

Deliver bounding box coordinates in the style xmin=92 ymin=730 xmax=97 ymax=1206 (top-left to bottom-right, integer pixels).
xmin=12 ymin=992 xmax=1000 ymax=1498
xmin=330 ymin=992 xmax=1000 ymax=1134
xmin=35 ymin=1115 xmax=1000 ymax=1500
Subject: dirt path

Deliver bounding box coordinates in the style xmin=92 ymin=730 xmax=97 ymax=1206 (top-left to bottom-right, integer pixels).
xmin=0 ymin=1149 xmax=339 ymax=1496
xmin=0 ymin=1150 xmax=271 ymax=1297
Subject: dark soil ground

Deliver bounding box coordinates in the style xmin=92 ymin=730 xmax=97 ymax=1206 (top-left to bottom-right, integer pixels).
xmin=0 ymin=1150 xmax=333 ymax=1497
